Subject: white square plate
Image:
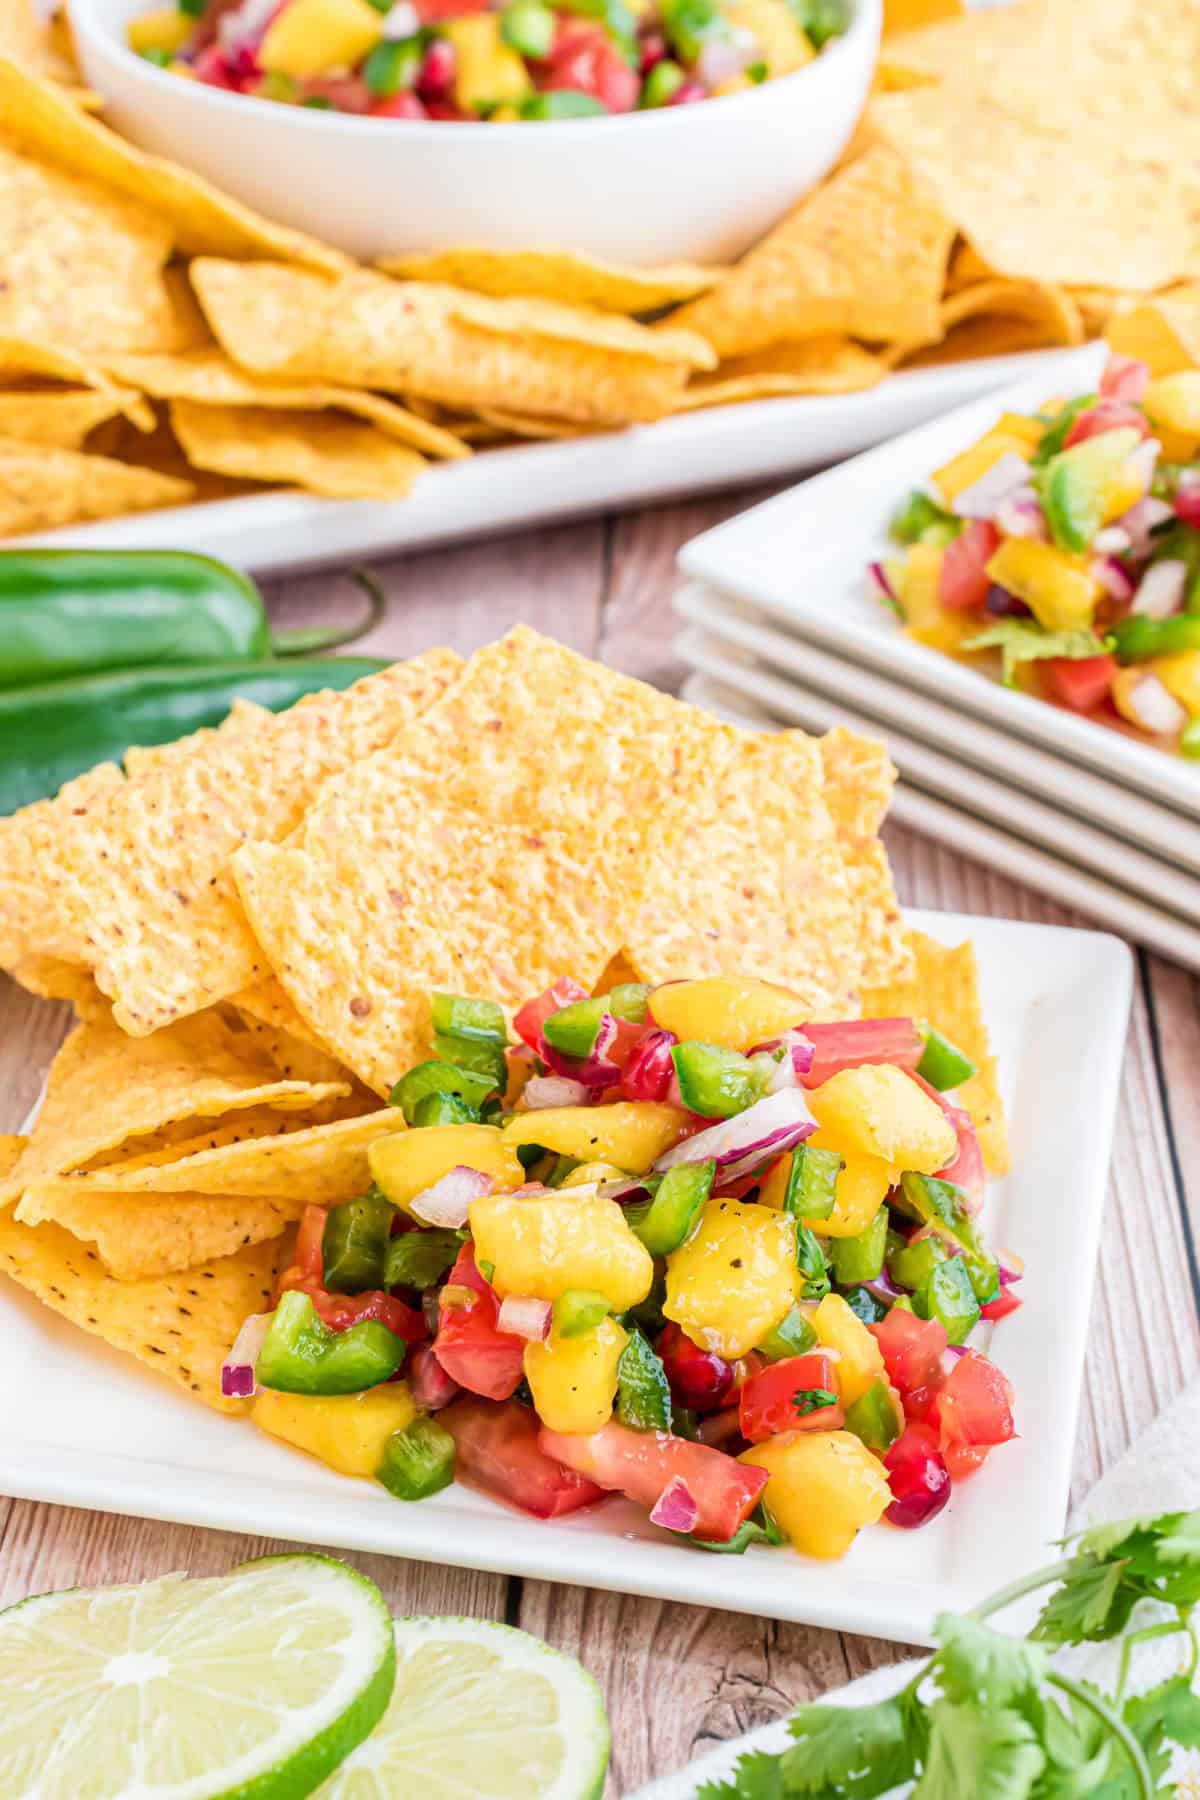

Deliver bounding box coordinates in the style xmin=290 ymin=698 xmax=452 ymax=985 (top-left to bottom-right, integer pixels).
xmin=0 ymin=910 xmax=1130 ymax=1646
xmin=677 ymin=343 xmax=1200 ymax=820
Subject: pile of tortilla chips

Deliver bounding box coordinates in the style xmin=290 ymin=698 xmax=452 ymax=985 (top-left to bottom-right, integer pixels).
xmin=2 ymin=0 xmax=1198 ymax=530
xmin=0 ymin=627 xmax=1005 ymax=1416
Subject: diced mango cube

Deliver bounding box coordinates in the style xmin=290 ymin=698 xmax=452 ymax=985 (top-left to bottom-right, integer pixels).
xmin=648 ymin=976 xmax=805 ymax=1051
xmin=1144 ymin=371 xmax=1200 ymax=437
xmin=259 ymin=0 xmax=382 ymax=79
xmin=757 ymin=1137 xmax=892 ymax=1237
xmin=808 ymin=1064 xmax=956 ymax=1175
xmin=128 ymin=6 xmax=193 ymax=54
xmin=1153 ymin=651 xmax=1200 ymax=715
xmin=984 ymin=536 xmax=1100 ymax=632
xmin=502 ymin=1102 xmax=688 ymax=1173
xmin=740 ymin=1430 xmax=891 ymax=1558
xmin=812 ymin=1293 xmax=886 ymax=1404
xmin=253 ymin=1384 xmax=415 ymax=1479
xmin=524 ymin=1316 xmax=628 ymax=1435
xmin=443 ymin=14 xmax=531 ymax=109
xmin=932 ymin=431 xmax=1033 ymax=504
xmin=899 ymin=542 xmax=945 ymax=630
xmin=726 ymin=0 xmax=813 ymax=74
xmin=469 ymin=1191 xmax=654 ymax=1310
xmin=369 ymin=1123 xmax=524 ymax=1213
xmin=664 ymin=1198 xmax=799 ymax=1359
xmin=1102 ymin=462 xmax=1149 ymax=523
xmin=993 ymin=412 xmax=1045 ymax=452
xmin=908 ymin=612 xmax=990 ymax=657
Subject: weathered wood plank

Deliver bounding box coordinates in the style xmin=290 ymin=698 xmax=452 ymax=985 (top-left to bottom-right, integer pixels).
xmin=1144 ymin=955 xmax=1200 ymax=1257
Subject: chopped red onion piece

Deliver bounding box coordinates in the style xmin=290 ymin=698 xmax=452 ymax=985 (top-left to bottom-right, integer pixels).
xmin=409 ymin=1343 xmax=461 ymax=1411
xmin=1092 ymin=525 xmax=1132 ymax=556
xmin=749 ymin=1030 xmax=815 ymax=1078
xmin=1132 ymin=558 xmax=1186 ymax=618
xmin=598 ymin=1175 xmax=654 ymax=1203
xmin=1088 ymin=555 xmax=1135 ymax=603
xmin=951 ymin=452 xmax=1030 ymax=520
xmin=992 ymin=489 xmax=1046 ymax=540
xmin=863 ymin=1269 xmax=906 ymax=1306
xmin=653 ymin=1088 xmax=816 ymax=1184
xmin=541 ymin=1012 xmax=621 ymax=1089
xmin=217 ymin=0 xmax=278 ymax=50
xmin=1122 ymin=671 xmax=1188 ymax=735
xmin=941 ymin=1346 xmax=968 ymax=1375
xmin=1117 ymin=495 xmax=1173 ymax=558
xmin=695 ymin=35 xmax=747 ymax=84
xmin=866 ymin=561 xmax=897 ymax=605
xmin=220 ymin=1311 xmax=272 ymax=1399
xmin=649 ymin=1475 xmax=701 ymax=1533
xmin=496 ymin=1295 xmax=553 ymax=1341
xmin=524 ymin=1073 xmax=591 ymax=1109
xmin=621 ymin=1027 xmax=677 ymax=1104
xmin=411 ymin=1165 xmax=495 ymax=1229
xmin=1125 ymin=437 xmax=1160 ymax=493
xmin=997 ymin=1251 xmax=1025 ymax=1285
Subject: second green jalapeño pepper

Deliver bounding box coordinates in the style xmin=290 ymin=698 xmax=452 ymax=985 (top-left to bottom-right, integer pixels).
xmin=322 ymin=1192 xmax=396 ymax=1293
xmin=626 ymin=1161 xmax=713 ymax=1256
xmin=256 ymin=1291 xmax=405 ymax=1394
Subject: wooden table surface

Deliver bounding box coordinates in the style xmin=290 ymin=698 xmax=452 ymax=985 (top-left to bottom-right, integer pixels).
xmin=2 ymin=485 xmax=1198 ymax=1798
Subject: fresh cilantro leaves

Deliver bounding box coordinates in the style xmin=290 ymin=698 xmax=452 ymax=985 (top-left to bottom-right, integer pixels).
xmin=792 ymin=1388 xmax=839 ymax=1416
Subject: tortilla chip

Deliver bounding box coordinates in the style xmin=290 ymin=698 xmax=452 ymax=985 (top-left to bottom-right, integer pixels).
xmin=818 ymin=727 xmax=912 ymax=990
xmin=0 ymin=1010 xmax=348 ymax=1206
xmin=624 ymin=729 xmax=866 ymax=1018
xmin=1 ymin=0 xmax=81 ymax=85
xmin=104 ymin=348 xmax=470 ymax=460
xmin=669 ymin=338 xmax=886 ymax=410
xmin=667 ymin=147 xmax=954 ymax=358
xmin=30 ymin=652 xmax=462 ymax=1034
xmin=869 ymin=85 xmax=1196 ymax=291
xmin=0 ymin=436 xmax=193 ymax=534
xmin=1108 ymin=287 xmax=1200 ymax=376
xmin=190 ymin=261 xmax=715 ymax=426
xmin=231 ymin=974 xmax=342 ymax=1055
xmin=54 ymin=1109 xmax=410 ymax=1202
xmin=0 ymin=1212 xmax=284 ymax=1411
xmin=0 ymin=388 xmax=148 ymax=447
xmin=0 ymin=1135 xmax=26 ymax=1178
xmin=225 ymin=1008 xmax=351 ymax=1089
xmin=15 ymin=1183 xmax=302 ymax=1280
xmin=168 ymin=400 xmax=427 ymax=501
xmin=378 ymin=247 xmax=725 ymax=314
xmin=10 ymin=956 xmax=104 ymax=1010
xmin=0 ymin=56 xmax=345 ymax=271
xmin=863 ymin=928 xmax=1008 ymax=1174
xmin=472 ymin=408 xmax=593 ymax=440
xmin=0 ymin=763 xmax=123 ymax=968
xmin=939 ymin=278 xmax=1084 ymax=347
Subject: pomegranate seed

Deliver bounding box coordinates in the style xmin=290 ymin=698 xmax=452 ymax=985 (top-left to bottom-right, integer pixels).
xmin=884 ymin=1424 xmax=951 ymax=1529
xmin=668 ymin=80 xmax=706 ymax=104
xmin=1176 ymin=488 xmax=1200 ymax=530
xmin=417 ymin=38 xmax=456 ymax=102
xmin=658 ymin=1322 xmax=734 ymax=1412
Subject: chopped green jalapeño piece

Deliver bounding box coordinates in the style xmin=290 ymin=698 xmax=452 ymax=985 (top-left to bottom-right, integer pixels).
xmin=640 ymin=58 xmax=685 ymax=105
xmin=376 ymin=1416 xmax=456 ymax=1501
xmin=552 ymin=1289 xmax=611 ymax=1338
xmin=542 ymin=997 xmax=608 ymax=1060
xmin=756 ymin=1302 xmax=818 ymax=1362
xmin=783 ymin=1144 xmax=844 ymax=1222
xmin=889 ymin=488 xmax=959 ymax=547
xmin=914 ymin=1257 xmax=980 ymax=1346
xmin=843 ymin=1377 xmax=902 ymax=1453
xmin=1183 ymin=717 xmax=1200 ymax=759
xmin=432 ymin=1032 xmax=508 ymax=1090
xmin=383 ymin=1227 xmax=463 ymax=1291
xmin=916 ymin=1021 xmax=978 ymax=1091
xmin=1031 ymin=393 xmax=1096 ymax=464
xmin=519 ymin=89 xmax=608 ymax=118
xmin=257 ymin=1291 xmax=405 ymax=1396
xmin=322 ymin=1192 xmax=396 ymax=1293
xmin=363 ymin=36 xmax=422 ymax=97
xmin=671 ymin=1041 xmax=760 ymax=1118
xmin=605 ymin=982 xmax=651 ymax=1024
xmin=430 ymin=991 xmax=508 ymax=1046
xmin=841 ymin=1285 xmax=886 ymax=1325
xmin=500 ymin=0 xmax=556 ymax=56
xmin=390 ymin=1058 xmax=495 ymax=1124
xmin=888 ymin=1233 xmax=948 ymax=1294
xmin=1108 ymin=612 xmax=1200 ymax=663
xmin=795 ymin=1223 xmax=831 ymax=1300
xmin=616 ymin=1328 xmax=672 ymax=1431
xmin=1042 ymin=426 xmax=1141 ymax=552
xmin=829 ymin=1206 xmax=888 ymax=1286
xmin=626 ymin=1161 xmax=713 ymax=1256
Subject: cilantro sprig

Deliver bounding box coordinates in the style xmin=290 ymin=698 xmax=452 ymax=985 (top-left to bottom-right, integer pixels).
xmin=698 ymin=1508 xmax=1200 ymax=1800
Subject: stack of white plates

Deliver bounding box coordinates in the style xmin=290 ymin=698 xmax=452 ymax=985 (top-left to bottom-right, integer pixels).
xmin=672 ymin=344 xmax=1200 ymax=970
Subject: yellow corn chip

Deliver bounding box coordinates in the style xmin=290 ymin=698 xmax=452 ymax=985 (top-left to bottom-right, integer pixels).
xmin=10 ymin=956 xmax=104 ymax=1011
xmin=0 ymin=1135 xmax=26 ymax=1178
xmin=0 ymin=1212 xmax=284 ymax=1411
xmin=472 ymin=408 xmax=593 ymax=440
xmin=0 ymin=763 xmax=123 ymax=968
xmin=869 ymin=86 xmax=1196 ymax=291
xmin=15 ymin=1184 xmax=302 ymax=1281
xmin=54 ymin=1110 xmax=410 ymax=1202
xmin=30 ymin=651 xmax=462 ymax=1034
xmin=105 ymin=348 xmax=469 ymax=460
xmin=0 ymin=1011 xmax=348 ymax=1205
xmin=667 ymin=146 xmax=954 ymax=358
xmin=378 ymin=247 xmax=725 ymax=313
xmin=225 ymin=1008 xmax=351 ymax=1089
xmin=669 ymin=338 xmax=886 ymax=410
xmin=190 ymin=261 xmax=715 ymax=426
xmin=0 ymin=56 xmax=345 ymax=271
xmin=81 ymin=1111 xmax=314 ymax=1176
xmin=231 ymin=974 xmax=342 ymax=1055
xmin=168 ymin=400 xmax=427 ymax=501
xmin=0 ymin=436 xmax=193 ymax=534
xmin=819 ymin=727 xmax=913 ymax=990
xmin=940 ymin=278 xmax=1084 ymax=347
xmin=1108 ymin=287 xmax=1200 ymax=376
xmin=0 ymin=388 xmax=148 ymax=448
xmin=1 ymin=0 xmax=81 ymax=86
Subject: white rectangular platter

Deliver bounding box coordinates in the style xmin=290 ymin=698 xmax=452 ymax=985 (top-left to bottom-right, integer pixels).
xmin=11 ymin=351 xmax=1068 ymax=575
xmin=0 ymin=909 xmax=1131 ymax=1647
xmin=677 ymin=343 xmax=1200 ymax=819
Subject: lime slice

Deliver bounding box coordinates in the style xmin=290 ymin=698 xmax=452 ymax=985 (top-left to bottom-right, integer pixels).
xmin=317 ymin=1617 xmax=610 ymax=1800
xmin=0 ymin=1553 xmax=395 ymax=1800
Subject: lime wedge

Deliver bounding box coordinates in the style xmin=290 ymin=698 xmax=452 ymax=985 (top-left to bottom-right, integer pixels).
xmin=317 ymin=1617 xmax=610 ymax=1800
xmin=0 ymin=1553 xmax=395 ymax=1800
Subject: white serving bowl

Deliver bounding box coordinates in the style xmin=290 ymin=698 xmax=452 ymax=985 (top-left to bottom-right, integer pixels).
xmin=68 ymin=0 xmax=880 ymax=264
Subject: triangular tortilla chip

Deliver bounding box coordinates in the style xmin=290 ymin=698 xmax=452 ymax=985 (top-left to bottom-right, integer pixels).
xmin=15 ymin=1184 xmax=303 ymax=1281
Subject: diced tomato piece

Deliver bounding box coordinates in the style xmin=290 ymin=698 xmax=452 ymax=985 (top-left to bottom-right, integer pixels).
xmin=1099 ymin=353 xmax=1150 ymax=404
xmin=315 ymin=1288 xmax=427 ymax=1340
xmin=513 ymin=976 xmax=590 ymax=1052
xmin=1041 ymin=652 xmax=1118 ymax=714
xmin=944 ymin=1442 xmax=989 ymax=1480
xmin=933 ymin=1099 xmax=985 ymax=1211
xmin=433 ymin=1243 xmax=526 ymax=1401
xmin=443 ymin=1397 xmax=607 ymax=1518
xmin=620 ymin=1027 xmax=676 ymax=1102
xmin=870 ymin=1308 xmax=947 ymax=1402
xmin=658 ymin=1322 xmax=734 ymax=1412
xmin=1062 ymin=400 xmax=1151 ymax=449
xmin=540 ymin=1420 xmax=769 ymax=1541
xmin=738 ymin=1353 xmax=843 ymax=1442
xmin=884 ymin=1423 xmax=951 ymax=1528
xmin=371 ymin=92 xmax=427 ymax=118
xmin=192 ymin=43 xmax=237 ymax=87
xmin=1176 ymin=486 xmax=1200 ymax=530
xmin=800 ymin=1017 xmax=924 ymax=1088
xmin=940 ymin=520 xmax=999 ymax=613
xmin=276 ymin=1204 xmax=328 ymax=1298
xmin=933 ymin=1348 xmax=1015 ymax=1449
xmin=543 ymin=21 xmax=639 ymax=111
xmin=301 ymin=75 xmax=373 ymax=112
xmin=608 ymin=1017 xmax=647 ymax=1072
xmin=981 ymin=1288 xmax=1023 ymax=1323
xmin=412 ymin=0 xmax=490 ymax=18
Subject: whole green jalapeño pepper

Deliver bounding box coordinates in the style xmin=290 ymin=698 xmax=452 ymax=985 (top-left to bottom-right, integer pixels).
xmin=256 ymin=1290 xmax=405 ymax=1395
